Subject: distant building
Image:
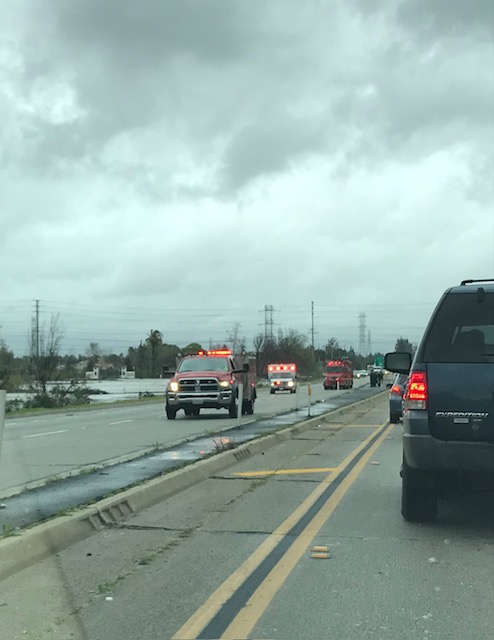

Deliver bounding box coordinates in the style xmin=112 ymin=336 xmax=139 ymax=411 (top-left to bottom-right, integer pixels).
xmin=85 ymin=366 xmax=100 ymax=381
xmin=119 ymin=366 xmax=136 ymax=379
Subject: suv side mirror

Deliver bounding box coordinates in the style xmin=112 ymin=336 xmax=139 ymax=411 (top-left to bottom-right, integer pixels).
xmin=385 ymin=352 xmax=412 ymax=374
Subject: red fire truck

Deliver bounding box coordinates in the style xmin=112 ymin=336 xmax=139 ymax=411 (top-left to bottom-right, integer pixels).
xmin=165 ymin=350 xmax=257 ymax=419
xmin=323 ymin=359 xmax=353 ymax=390
xmin=267 ymin=363 xmax=298 ymax=394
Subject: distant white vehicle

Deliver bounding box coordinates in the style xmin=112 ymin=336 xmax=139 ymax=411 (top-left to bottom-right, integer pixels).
xmin=354 ymin=370 xmax=368 ymax=378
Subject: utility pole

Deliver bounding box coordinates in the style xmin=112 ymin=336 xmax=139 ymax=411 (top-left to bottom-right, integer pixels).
xmin=310 ymin=301 xmax=315 ymax=350
xmin=34 ymin=299 xmax=40 ymax=358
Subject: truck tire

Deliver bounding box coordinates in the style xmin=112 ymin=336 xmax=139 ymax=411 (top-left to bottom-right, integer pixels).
xmin=390 ymin=413 xmax=400 ymax=424
xmin=166 ymin=406 xmax=177 ymax=420
xmin=401 ymin=460 xmax=437 ymax=522
xmin=191 ymin=407 xmax=200 ymax=417
xmin=270 ymin=389 xmax=275 ymax=395
xmin=244 ymin=400 xmax=254 ymax=415
xmin=228 ymin=398 xmax=237 ymax=418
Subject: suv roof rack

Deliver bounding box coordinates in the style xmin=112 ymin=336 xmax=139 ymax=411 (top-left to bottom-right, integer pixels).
xmin=460 ymin=279 xmax=494 ymax=286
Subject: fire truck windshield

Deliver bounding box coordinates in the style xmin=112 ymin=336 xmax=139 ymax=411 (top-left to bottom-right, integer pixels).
xmin=325 ymin=365 xmax=345 ymax=373
xmin=178 ymin=357 xmax=230 ymax=373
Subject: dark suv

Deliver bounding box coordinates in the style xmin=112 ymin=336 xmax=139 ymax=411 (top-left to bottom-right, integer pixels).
xmin=385 ymin=279 xmax=494 ymax=522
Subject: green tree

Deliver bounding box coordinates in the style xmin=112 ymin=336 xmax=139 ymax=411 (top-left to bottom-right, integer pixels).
xmin=146 ymin=330 xmax=163 ymax=377
xmin=253 ymin=329 xmax=319 ymax=378
xmin=182 ymin=342 xmax=204 ymax=355
xmin=0 ymin=340 xmax=15 ymax=390
xmin=394 ymin=337 xmax=415 ymax=355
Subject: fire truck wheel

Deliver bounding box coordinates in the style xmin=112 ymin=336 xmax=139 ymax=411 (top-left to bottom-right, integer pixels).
xmin=270 ymin=389 xmax=275 ymax=395
xmin=244 ymin=400 xmax=254 ymax=415
xmin=228 ymin=399 xmax=237 ymax=418
xmin=166 ymin=406 xmax=177 ymax=420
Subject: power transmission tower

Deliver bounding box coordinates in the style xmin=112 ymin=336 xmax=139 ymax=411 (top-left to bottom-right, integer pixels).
xmin=358 ymin=313 xmax=367 ymax=356
xmin=264 ymin=305 xmax=275 ymax=341
xmin=367 ymin=329 xmax=371 ymax=355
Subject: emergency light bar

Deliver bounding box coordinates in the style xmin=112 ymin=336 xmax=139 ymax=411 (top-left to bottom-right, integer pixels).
xmin=207 ymin=349 xmax=232 ymax=356
xmin=267 ymin=363 xmax=297 ymax=372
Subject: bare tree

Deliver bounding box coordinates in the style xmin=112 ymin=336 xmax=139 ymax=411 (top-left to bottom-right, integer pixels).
xmin=253 ymin=333 xmax=266 ymax=376
xmin=86 ymin=342 xmax=102 ymax=358
xmin=30 ymin=314 xmax=63 ymax=393
xmin=227 ymin=322 xmax=246 ymax=354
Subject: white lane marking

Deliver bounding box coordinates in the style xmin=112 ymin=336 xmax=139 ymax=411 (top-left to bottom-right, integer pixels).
xmin=108 ymin=419 xmax=133 ymax=426
xmin=23 ymin=429 xmax=69 ymax=439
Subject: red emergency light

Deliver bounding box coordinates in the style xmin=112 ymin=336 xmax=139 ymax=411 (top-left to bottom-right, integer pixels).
xmin=207 ymin=349 xmax=232 ymax=356
xmin=267 ymin=363 xmax=297 ymax=373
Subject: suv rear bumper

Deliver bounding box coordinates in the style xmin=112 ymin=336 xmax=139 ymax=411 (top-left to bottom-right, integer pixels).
xmin=404 ymin=433 xmax=494 ymax=473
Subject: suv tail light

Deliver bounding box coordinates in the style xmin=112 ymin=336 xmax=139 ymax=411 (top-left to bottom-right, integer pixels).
xmin=390 ymin=385 xmax=402 ymax=395
xmin=406 ymin=371 xmax=427 ymax=410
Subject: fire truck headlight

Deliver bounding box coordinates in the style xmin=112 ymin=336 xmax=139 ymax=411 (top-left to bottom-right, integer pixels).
xmin=168 ymin=381 xmax=179 ymax=392
xmin=219 ymin=380 xmax=231 ymax=388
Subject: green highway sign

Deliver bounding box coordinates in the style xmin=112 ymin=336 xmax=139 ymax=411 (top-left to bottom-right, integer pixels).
xmin=374 ymin=356 xmax=384 ymax=367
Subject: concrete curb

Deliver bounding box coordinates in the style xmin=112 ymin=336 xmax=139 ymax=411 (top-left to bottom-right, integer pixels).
xmin=0 ymin=391 xmax=386 ymax=581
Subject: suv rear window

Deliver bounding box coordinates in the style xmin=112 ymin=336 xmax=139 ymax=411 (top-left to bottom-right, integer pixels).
xmin=421 ymin=291 xmax=494 ymax=363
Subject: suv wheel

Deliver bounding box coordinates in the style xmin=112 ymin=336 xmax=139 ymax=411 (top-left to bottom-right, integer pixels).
xmin=401 ymin=460 xmax=438 ymax=522
xmin=390 ymin=413 xmax=400 ymax=424
xmin=166 ymin=405 xmax=177 ymax=420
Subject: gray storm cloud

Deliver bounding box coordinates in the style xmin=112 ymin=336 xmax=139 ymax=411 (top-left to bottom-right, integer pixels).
xmin=0 ymin=0 xmax=492 ymax=354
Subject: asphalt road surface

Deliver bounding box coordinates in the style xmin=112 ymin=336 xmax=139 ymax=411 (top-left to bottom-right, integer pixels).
xmin=0 ymin=378 xmax=370 ymax=495
xmin=1 ymin=393 xmax=492 ymax=640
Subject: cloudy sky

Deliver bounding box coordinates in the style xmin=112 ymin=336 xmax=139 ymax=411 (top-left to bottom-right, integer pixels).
xmin=0 ymin=0 xmax=493 ymax=355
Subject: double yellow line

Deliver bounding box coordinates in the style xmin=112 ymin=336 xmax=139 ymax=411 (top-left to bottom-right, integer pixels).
xmin=173 ymin=419 xmax=393 ymax=640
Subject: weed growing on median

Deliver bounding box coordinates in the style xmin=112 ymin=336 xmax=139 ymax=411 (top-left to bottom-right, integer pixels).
xmin=1 ymin=523 xmax=20 ymax=538
xmin=247 ymin=477 xmax=269 ymax=493
xmin=96 ymin=575 xmax=125 ymax=594
xmin=212 ymin=436 xmax=237 ymax=452
xmin=78 ymin=466 xmax=100 ymax=476
xmin=55 ymin=506 xmax=78 ymax=517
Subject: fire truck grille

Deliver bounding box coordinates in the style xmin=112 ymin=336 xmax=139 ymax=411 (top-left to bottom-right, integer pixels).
xmin=178 ymin=378 xmax=219 ymax=393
